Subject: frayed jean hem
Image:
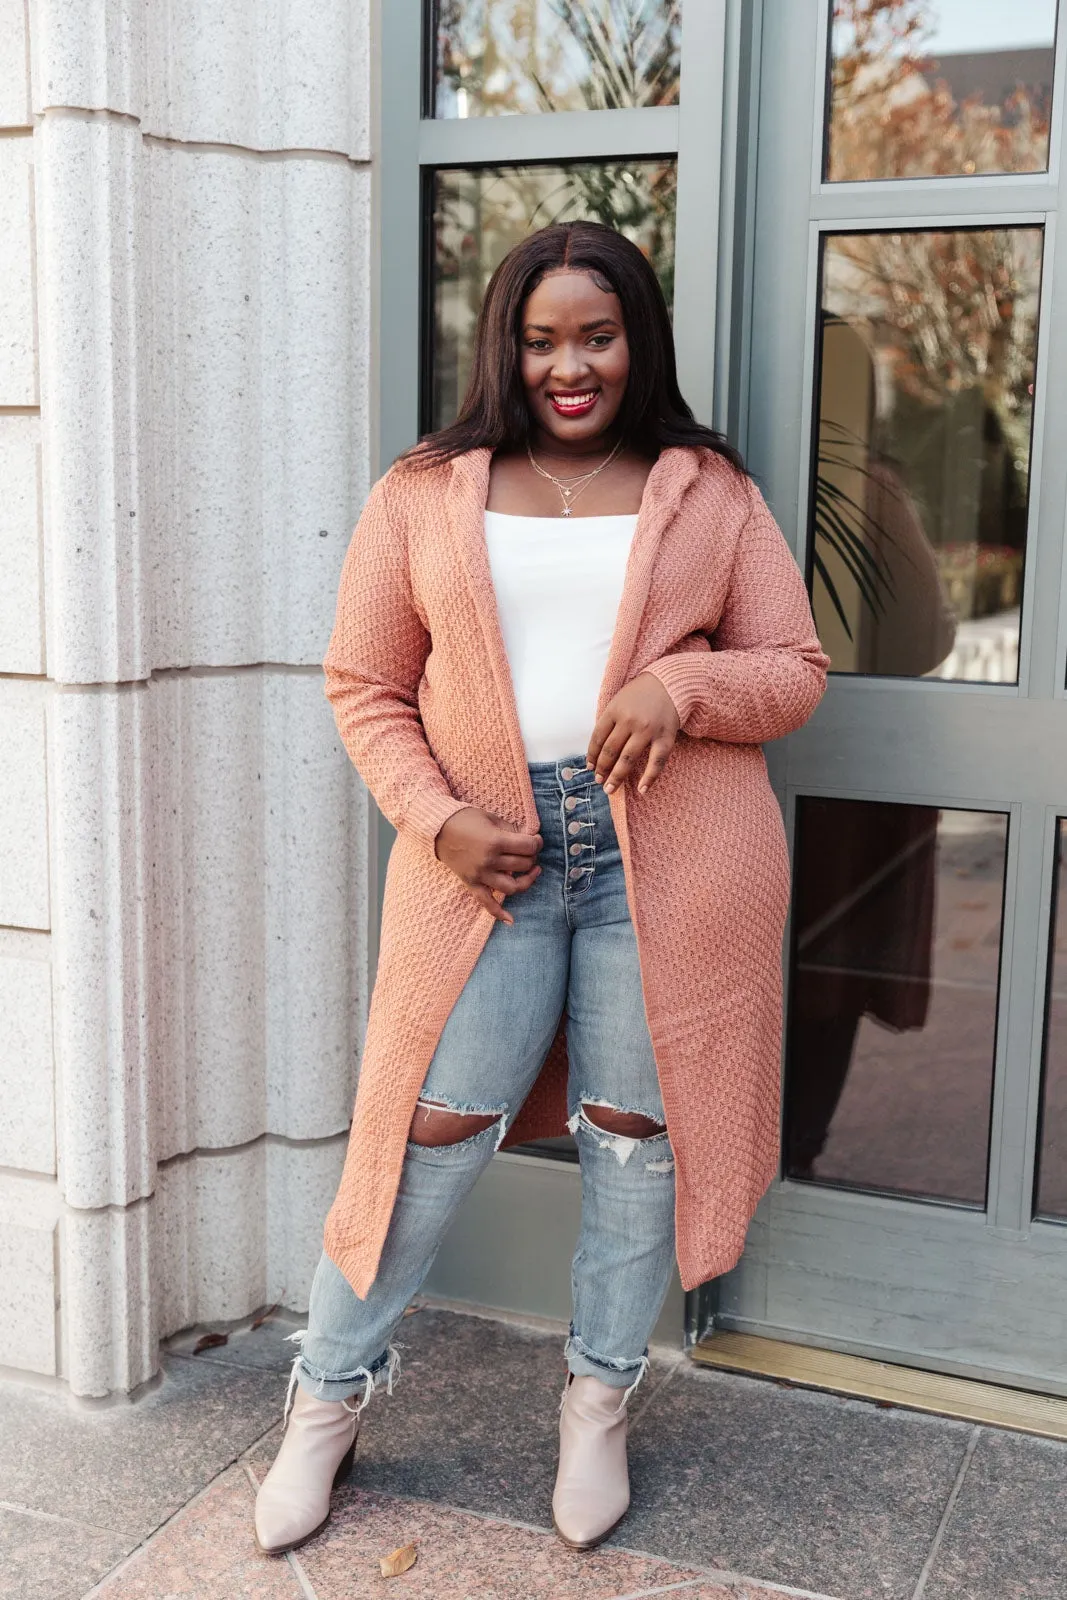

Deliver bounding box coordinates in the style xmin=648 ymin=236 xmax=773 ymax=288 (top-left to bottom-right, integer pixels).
xmin=285 ymin=1329 xmax=401 ymax=1414
xmin=564 ymin=1330 xmax=650 ymax=1392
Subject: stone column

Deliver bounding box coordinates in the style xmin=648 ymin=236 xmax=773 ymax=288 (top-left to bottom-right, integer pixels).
xmin=0 ymin=0 xmax=372 ymax=1397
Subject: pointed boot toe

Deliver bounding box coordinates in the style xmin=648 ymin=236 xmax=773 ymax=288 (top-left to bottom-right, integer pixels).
xmin=254 ymin=1385 xmax=359 ymax=1556
xmin=552 ymin=1374 xmax=631 ymax=1551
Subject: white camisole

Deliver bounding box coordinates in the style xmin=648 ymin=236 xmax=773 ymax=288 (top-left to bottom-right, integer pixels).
xmin=483 ymin=509 xmax=639 ymax=763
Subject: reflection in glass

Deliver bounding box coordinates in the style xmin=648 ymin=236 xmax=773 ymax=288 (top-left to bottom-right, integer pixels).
xmin=429 ymin=160 xmax=677 ymax=430
xmin=434 ymin=0 xmax=681 ymax=118
xmin=827 ymin=0 xmax=1057 ymax=181
xmin=1036 ymin=821 xmax=1067 ymax=1217
xmin=811 ymin=228 xmax=1042 ymax=682
xmin=785 ymin=798 xmax=1007 ymax=1204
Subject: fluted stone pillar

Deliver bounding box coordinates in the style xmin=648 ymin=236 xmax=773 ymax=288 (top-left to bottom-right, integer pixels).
xmin=0 ymin=0 xmax=373 ymax=1396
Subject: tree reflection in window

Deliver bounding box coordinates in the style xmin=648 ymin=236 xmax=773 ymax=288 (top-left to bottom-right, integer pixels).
xmin=811 ymin=226 xmax=1043 ymax=682
xmin=827 ymin=0 xmax=1057 ymax=182
xmin=434 ymin=0 xmax=682 ymax=118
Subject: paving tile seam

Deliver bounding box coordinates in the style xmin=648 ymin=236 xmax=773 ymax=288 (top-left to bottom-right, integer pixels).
xmin=278 ymin=1477 xmax=848 ymax=1600
xmin=237 ymin=1462 xmax=322 ymax=1600
xmin=628 ymin=1352 xmax=688 ymax=1431
xmin=722 ymin=1581 xmax=845 ymax=1600
xmin=609 ymin=1568 xmax=846 ymax=1600
xmin=165 ymin=1345 xmax=298 ymax=1379
xmin=0 ymin=1493 xmax=145 ymax=1542
xmin=80 ymin=1417 xmax=288 ymax=1599
xmin=285 ymin=1548 xmax=321 ymax=1600
xmin=909 ymin=1424 xmax=982 ymax=1600
xmin=0 ymin=1496 xmax=132 ymax=1541
xmin=608 ymin=1581 xmax=719 ymax=1598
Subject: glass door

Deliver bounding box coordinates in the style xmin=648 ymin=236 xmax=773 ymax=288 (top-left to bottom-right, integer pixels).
xmin=718 ymin=0 xmax=1067 ymax=1392
xmin=370 ymin=0 xmax=730 ymax=1327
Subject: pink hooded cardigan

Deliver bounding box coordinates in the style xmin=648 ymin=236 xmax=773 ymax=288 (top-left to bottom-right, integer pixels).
xmin=322 ymin=445 xmax=829 ymax=1297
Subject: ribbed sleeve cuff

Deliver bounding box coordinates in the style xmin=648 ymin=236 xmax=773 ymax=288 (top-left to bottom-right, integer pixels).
xmin=642 ymin=655 xmax=708 ymax=731
xmin=400 ymin=785 xmax=474 ymax=855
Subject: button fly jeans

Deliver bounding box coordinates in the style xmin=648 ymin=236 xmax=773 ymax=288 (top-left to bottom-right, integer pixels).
xmin=294 ymin=755 xmax=677 ymax=1407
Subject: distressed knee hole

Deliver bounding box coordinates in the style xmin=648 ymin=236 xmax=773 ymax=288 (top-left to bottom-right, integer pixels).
xmin=408 ymin=1101 xmax=501 ymax=1147
xmin=580 ymin=1103 xmax=666 ymax=1140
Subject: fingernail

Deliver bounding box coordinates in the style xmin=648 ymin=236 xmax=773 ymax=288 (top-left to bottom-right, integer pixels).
xmin=604 ymin=782 xmax=615 ymax=794
xmin=638 ymin=784 xmax=648 ymax=794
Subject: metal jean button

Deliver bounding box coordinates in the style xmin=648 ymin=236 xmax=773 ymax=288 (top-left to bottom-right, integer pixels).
xmin=568 ymin=866 xmax=584 ymax=881
xmin=561 ymin=766 xmax=574 ymax=779
xmin=569 ymin=842 xmax=584 ymax=856
xmin=568 ymin=821 xmax=582 ymax=835
xmin=564 ymin=796 xmax=578 ymax=812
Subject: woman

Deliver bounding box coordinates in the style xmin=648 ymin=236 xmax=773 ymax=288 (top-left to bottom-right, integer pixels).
xmin=254 ymin=221 xmax=828 ymax=1557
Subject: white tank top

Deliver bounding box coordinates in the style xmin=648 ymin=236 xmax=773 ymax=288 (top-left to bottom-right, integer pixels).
xmin=483 ymin=509 xmax=638 ymax=763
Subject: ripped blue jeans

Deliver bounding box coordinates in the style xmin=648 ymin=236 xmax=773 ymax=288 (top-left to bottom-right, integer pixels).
xmin=294 ymin=754 xmax=676 ymax=1408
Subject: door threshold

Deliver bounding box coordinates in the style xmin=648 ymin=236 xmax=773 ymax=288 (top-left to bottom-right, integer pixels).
xmin=690 ymin=1332 xmax=1067 ymax=1441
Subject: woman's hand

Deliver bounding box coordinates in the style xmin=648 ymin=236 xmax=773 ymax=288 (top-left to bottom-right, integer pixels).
xmin=434 ymin=808 xmax=542 ymax=925
xmin=587 ymin=673 xmax=680 ymax=796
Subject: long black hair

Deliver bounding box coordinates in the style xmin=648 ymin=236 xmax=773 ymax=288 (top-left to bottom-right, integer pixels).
xmin=404 ymin=221 xmax=746 ymax=473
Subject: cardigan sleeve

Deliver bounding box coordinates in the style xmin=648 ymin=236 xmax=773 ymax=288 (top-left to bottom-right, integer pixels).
xmin=323 ymin=474 xmax=472 ymax=855
xmin=642 ymin=483 xmax=830 ymax=744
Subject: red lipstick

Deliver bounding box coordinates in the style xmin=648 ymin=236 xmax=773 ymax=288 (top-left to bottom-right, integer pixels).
xmin=548 ymin=389 xmax=600 ymax=419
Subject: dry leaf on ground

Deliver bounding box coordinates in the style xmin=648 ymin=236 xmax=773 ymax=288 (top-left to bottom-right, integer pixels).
xmin=379 ymin=1542 xmax=418 ymax=1577
xmin=192 ymin=1332 xmax=229 ymax=1354
xmin=250 ymin=1302 xmax=280 ymax=1331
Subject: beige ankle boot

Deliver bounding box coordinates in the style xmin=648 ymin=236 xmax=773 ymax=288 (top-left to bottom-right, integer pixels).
xmin=254 ymin=1383 xmax=360 ymax=1555
xmin=552 ymin=1373 xmax=636 ymax=1550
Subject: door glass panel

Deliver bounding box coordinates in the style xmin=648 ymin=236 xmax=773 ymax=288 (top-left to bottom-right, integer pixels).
xmin=826 ymin=1 xmax=1058 ymax=181
xmin=428 ymin=159 xmax=677 ymax=430
xmin=811 ymin=227 xmax=1043 ymax=681
xmin=1036 ymin=820 xmax=1067 ymax=1217
xmin=785 ymin=798 xmax=1007 ymax=1205
xmin=433 ymin=1 xmax=682 ymax=117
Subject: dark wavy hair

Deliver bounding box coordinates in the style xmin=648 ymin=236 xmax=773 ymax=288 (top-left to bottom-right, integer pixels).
xmin=404 ymin=220 xmax=746 ymax=473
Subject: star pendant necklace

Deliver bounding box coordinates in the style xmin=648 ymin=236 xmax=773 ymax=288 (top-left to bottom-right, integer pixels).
xmin=526 ymin=437 xmax=624 ymax=516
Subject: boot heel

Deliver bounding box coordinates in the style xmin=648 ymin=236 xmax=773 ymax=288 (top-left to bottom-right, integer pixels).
xmin=332 ymin=1436 xmax=357 ymax=1487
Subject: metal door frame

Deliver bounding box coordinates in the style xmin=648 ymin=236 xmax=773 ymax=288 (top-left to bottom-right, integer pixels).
xmin=719 ymin=0 xmax=1067 ymax=1390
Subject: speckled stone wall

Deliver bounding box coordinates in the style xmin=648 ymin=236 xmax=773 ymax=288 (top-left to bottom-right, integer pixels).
xmin=0 ymin=0 xmax=373 ymax=1396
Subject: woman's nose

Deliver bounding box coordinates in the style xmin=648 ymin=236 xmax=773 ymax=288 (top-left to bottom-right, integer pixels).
xmin=550 ymin=345 xmax=589 ymax=385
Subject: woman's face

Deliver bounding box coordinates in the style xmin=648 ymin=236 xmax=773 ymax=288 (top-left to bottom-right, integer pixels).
xmin=520 ymin=268 xmax=630 ymax=451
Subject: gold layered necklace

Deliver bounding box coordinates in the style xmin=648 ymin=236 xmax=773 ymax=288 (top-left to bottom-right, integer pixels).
xmin=526 ymin=438 xmax=624 ymax=516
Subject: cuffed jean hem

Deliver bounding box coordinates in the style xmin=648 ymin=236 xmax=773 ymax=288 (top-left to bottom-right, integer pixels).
xmin=290 ymin=1332 xmax=399 ymax=1407
xmin=564 ymin=1329 xmax=650 ymax=1391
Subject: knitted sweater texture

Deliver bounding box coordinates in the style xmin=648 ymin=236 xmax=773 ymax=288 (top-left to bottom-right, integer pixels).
xmin=323 ymin=445 xmax=828 ymax=1297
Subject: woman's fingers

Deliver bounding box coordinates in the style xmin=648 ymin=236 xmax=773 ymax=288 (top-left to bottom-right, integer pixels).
xmin=493 ymin=850 xmax=543 ymax=873
xmin=495 ymin=829 xmax=542 ymax=862
xmin=468 ymin=884 xmax=514 ymax=924
xmin=482 ymin=867 xmax=540 ymax=894
xmin=600 ymin=730 xmax=651 ymax=794
xmin=638 ymin=735 xmax=676 ymax=794
xmin=588 ymin=675 xmax=681 ymax=793
xmin=466 ymin=867 xmax=541 ymax=928
xmin=590 ymin=725 xmax=631 ymax=788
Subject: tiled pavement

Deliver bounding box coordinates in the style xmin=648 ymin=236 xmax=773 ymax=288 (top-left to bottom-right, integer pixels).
xmin=1 ymin=1306 xmax=1064 ymax=1600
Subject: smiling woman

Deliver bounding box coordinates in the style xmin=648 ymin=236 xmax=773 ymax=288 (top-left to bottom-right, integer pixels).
xmin=252 ymin=218 xmax=827 ymax=1561
xmin=429 ymin=160 xmax=678 ymax=429
xmin=518 ymin=273 xmax=632 ymax=462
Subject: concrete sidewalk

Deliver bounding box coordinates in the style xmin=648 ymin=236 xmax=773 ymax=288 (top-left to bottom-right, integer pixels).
xmin=0 ymin=1305 xmax=1062 ymax=1599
